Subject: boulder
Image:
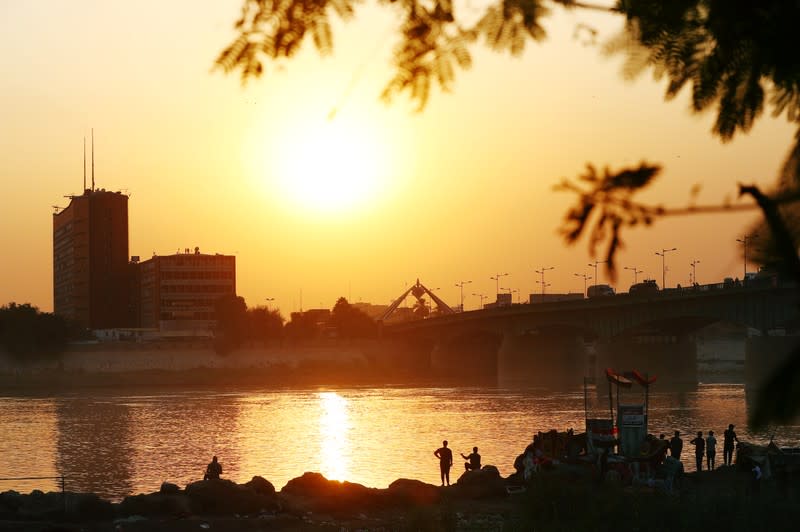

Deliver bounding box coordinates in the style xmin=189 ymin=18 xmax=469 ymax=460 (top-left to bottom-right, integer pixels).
xmin=159 ymin=482 xmax=181 ymax=495
xmin=386 ymin=478 xmax=441 ymax=506
xmin=184 ymin=479 xmax=280 ymax=515
xmin=453 ymin=465 xmax=507 ymax=499
xmin=0 ymin=490 xmax=113 ymax=521
xmin=118 ymin=492 xmax=191 ymax=517
xmin=280 ymin=472 xmax=386 ymax=515
xmin=244 ymin=476 xmax=275 ymax=496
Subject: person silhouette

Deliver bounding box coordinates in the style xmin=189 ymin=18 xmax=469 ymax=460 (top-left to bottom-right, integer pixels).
xmin=669 ymin=430 xmax=683 ymax=461
xmin=723 ymin=424 xmax=738 ymax=466
xmin=204 ymin=455 xmax=222 ymax=480
xmin=706 ymin=430 xmax=717 ymax=471
xmin=461 ymin=446 xmax=481 ymax=472
xmin=434 ymin=440 xmax=453 ymax=486
xmin=690 ymin=432 xmax=705 ymax=471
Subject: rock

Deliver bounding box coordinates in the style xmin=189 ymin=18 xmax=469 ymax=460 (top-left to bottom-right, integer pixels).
xmin=159 ymin=482 xmax=181 ymax=494
xmin=185 ymin=479 xmax=280 ymax=515
xmin=67 ymin=492 xmax=116 ymax=520
xmin=280 ymin=472 xmax=386 ymax=516
xmin=386 ymin=479 xmax=441 ymax=506
xmin=453 ymin=465 xmax=507 ymax=499
xmin=244 ymin=476 xmax=275 ymax=496
xmin=118 ymin=492 xmax=191 ymax=517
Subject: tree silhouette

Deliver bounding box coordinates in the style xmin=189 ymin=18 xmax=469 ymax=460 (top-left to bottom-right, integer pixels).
xmin=218 ymin=0 xmax=800 ymax=428
xmin=330 ymin=297 xmax=378 ymax=339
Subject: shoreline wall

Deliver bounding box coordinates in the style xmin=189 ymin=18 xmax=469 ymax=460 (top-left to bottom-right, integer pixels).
xmin=0 ymin=341 xmax=372 ymax=374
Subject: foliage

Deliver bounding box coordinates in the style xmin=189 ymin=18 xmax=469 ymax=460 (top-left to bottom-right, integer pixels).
xmin=247 ymin=305 xmax=285 ymax=343
xmin=213 ymin=294 xmax=249 ymax=354
xmin=284 ymin=310 xmax=323 ymax=342
xmin=330 ymin=297 xmax=378 ymax=339
xmin=213 ymin=296 xmax=287 ymax=353
xmin=0 ymin=303 xmax=73 ymax=359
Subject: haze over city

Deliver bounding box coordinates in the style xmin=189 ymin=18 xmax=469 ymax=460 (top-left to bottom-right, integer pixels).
xmin=2 ymin=0 xmax=796 ymax=314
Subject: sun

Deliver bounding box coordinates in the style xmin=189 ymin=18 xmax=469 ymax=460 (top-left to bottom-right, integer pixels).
xmin=275 ymin=120 xmax=387 ymax=214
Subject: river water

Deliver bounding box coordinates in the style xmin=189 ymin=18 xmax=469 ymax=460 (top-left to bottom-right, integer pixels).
xmin=1 ymin=384 xmax=798 ymax=501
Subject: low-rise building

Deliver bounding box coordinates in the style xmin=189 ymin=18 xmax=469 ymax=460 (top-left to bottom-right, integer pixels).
xmin=138 ymin=248 xmax=236 ymax=333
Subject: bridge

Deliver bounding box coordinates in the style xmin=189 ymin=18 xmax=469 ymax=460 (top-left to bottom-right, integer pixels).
xmin=379 ymin=282 xmax=800 ymax=387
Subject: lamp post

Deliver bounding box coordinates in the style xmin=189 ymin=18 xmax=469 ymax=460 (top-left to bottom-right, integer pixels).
xmin=736 ymin=235 xmax=756 ymax=283
xmin=574 ymin=272 xmax=592 ymax=297
xmin=588 ymin=260 xmax=607 ymax=286
xmin=265 ymin=297 xmax=274 ymax=310
xmin=535 ymin=267 xmax=554 ymax=295
xmin=490 ymin=273 xmax=509 ymax=297
xmin=428 ymin=287 xmax=440 ymax=312
xmin=511 ymin=288 xmax=520 ymax=304
xmin=689 ymin=260 xmax=700 ymax=286
xmin=655 ymin=247 xmax=677 ymax=289
xmin=454 ymin=280 xmax=472 ymax=312
xmin=624 ymin=266 xmax=643 ymax=285
xmin=472 ymin=293 xmax=487 ymax=309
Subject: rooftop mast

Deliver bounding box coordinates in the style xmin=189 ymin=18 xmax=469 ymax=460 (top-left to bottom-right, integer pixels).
xmin=83 ymin=136 xmax=86 ymax=192
xmin=91 ymin=128 xmax=95 ymax=191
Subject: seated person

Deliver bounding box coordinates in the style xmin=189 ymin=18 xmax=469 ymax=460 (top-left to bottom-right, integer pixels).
xmin=461 ymin=446 xmax=481 ymax=472
xmin=204 ymin=455 xmax=222 ymax=480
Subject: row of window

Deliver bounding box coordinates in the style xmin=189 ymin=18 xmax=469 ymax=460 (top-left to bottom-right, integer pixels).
xmin=155 ymin=270 xmax=234 ymax=280
xmin=160 ymin=284 xmax=233 ymax=294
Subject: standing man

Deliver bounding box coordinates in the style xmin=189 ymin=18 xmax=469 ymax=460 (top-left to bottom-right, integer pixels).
xmin=669 ymin=431 xmax=683 ymax=461
xmin=690 ymin=431 xmax=705 ymax=472
xmin=723 ymin=424 xmax=738 ymax=466
xmin=706 ymin=430 xmax=717 ymax=471
xmin=434 ymin=440 xmax=454 ymax=486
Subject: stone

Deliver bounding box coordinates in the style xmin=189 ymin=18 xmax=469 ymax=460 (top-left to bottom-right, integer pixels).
xmin=244 ymin=476 xmax=275 ymax=496
xmin=184 ymin=479 xmax=280 ymax=515
xmin=386 ymin=478 xmax=441 ymax=506
xmin=280 ymin=472 xmax=386 ymax=516
xmin=453 ymin=465 xmax=507 ymax=499
xmin=118 ymin=492 xmax=191 ymax=517
xmin=159 ymin=482 xmax=181 ymax=494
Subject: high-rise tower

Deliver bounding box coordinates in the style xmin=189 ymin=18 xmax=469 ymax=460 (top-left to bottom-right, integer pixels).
xmin=53 ymin=188 xmax=130 ymax=329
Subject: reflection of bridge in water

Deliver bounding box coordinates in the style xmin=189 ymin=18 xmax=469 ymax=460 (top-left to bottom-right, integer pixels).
xmin=380 ymin=283 xmax=800 ymax=387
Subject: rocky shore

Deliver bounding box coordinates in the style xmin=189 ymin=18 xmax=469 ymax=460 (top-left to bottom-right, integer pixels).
xmin=3 ymin=463 xmax=800 ymax=532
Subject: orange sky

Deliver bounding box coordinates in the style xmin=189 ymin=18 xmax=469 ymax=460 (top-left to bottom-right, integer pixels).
xmin=1 ymin=1 xmax=796 ymax=315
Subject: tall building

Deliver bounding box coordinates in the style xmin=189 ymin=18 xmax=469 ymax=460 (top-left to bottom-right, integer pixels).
xmin=52 ymin=189 xmax=131 ymax=328
xmin=138 ymin=249 xmax=236 ymax=332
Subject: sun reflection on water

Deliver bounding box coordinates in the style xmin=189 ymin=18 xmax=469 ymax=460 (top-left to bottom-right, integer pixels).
xmin=318 ymin=392 xmax=350 ymax=481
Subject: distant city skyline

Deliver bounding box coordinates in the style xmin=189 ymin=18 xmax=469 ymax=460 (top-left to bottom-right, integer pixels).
xmin=2 ymin=1 xmax=795 ymax=315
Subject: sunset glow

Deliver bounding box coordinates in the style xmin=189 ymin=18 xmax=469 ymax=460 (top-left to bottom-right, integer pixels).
xmin=318 ymin=392 xmax=350 ymax=482
xmin=274 ymin=120 xmax=387 ymax=215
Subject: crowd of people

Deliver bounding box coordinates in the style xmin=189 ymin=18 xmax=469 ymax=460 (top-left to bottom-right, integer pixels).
xmin=665 ymin=424 xmax=738 ymax=471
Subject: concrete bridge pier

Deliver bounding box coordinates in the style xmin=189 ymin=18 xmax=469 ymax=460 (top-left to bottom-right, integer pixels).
xmin=595 ymin=333 xmax=698 ymax=386
xmin=744 ymin=333 xmax=800 ymax=390
xmin=497 ymin=331 xmax=588 ymax=388
xmin=429 ymin=331 xmax=501 ymax=382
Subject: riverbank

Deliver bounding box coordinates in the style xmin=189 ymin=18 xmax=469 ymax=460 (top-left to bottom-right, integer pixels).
xmin=2 ymin=465 xmax=798 ymax=532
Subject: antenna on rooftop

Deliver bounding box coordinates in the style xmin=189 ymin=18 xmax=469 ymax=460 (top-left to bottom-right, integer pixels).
xmin=83 ymin=136 xmax=86 ymax=192
xmin=91 ymin=128 xmax=95 ymax=191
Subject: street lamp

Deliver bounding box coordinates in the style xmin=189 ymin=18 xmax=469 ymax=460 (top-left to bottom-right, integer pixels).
xmin=574 ymin=272 xmax=592 ymax=297
xmin=428 ymin=287 xmax=441 ymax=312
xmin=624 ymin=266 xmax=643 ymax=285
xmin=455 ymin=280 xmax=472 ymax=311
xmin=535 ymin=267 xmax=554 ymax=295
xmin=689 ymin=260 xmax=700 ymax=286
xmin=490 ymin=273 xmax=509 ymax=297
xmin=655 ymin=247 xmax=677 ymax=289
xmin=736 ymin=235 xmax=756 ymax=283
xmin=265 ymin=297 xmax=274 ymax=310
xmin=511 ymin=288 xmax=520 ymax=303
xmin=472 ymin=293 xmax=487 ymax=309
xmin=588 ymin=260 xmax=607 ymax=286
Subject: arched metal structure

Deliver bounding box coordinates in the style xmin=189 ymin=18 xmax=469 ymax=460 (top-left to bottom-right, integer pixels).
xmin=379 ymin=279 xmax=455 ymax=322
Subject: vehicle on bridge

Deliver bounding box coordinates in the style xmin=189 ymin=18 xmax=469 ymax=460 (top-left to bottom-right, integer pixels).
xmin=587 ymin=284 xmax=615 ymax=298
xmin=628 ymin=280 xmax=659 ymax=296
